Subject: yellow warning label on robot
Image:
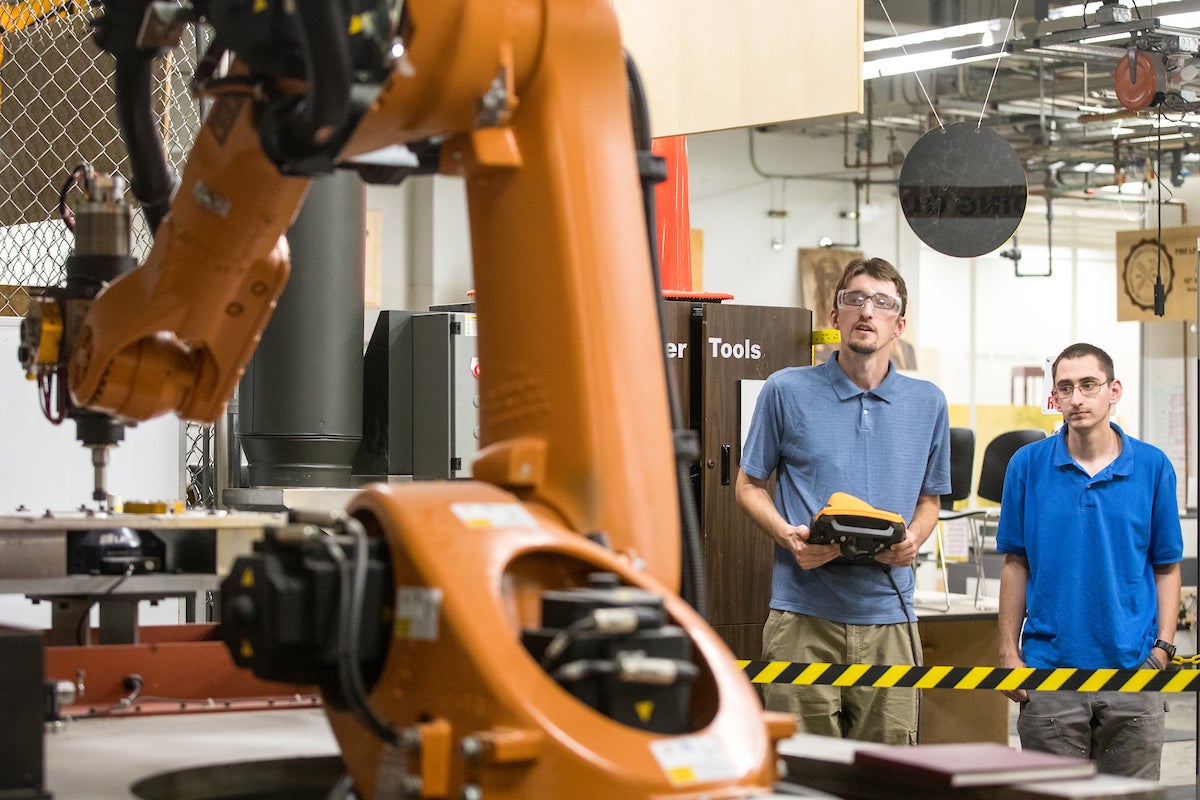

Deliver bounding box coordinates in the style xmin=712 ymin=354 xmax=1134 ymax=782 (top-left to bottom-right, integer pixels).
xmin=666 ymin=767 xmax=696 ymax=784
xmin=649 ymin=734 xmax=740 ymax=785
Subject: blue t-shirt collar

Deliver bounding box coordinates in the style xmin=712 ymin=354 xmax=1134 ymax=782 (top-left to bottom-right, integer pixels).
xmin=1052 ymin=421 xmax=1133 ymax=477
xmin=826 ymin=350 xmax=899 ymax=402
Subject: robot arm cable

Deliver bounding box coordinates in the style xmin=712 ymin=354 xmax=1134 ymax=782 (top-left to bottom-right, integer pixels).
xmin=257 ymin=0 xmax=354 ymax=172
xmin=56 ymin=162 xmax=95 ymax=232
xmin=320 ymin=518 xmax=400 ymax=747
xmin=539 ymin=605 xmax=666 ymax=670
xmin=92 ymin=1 xmax=177 ymax=233
xmin=624 ymin=52 xmax=707 ymax=617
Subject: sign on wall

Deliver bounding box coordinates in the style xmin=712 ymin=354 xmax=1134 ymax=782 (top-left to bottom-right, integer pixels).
xmin=1115 ymin=226 xmax=1199 ymax=321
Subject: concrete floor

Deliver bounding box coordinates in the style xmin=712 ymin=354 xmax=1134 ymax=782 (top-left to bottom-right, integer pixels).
xmin=44 ymin=707 xmax=341 ymax=799
xmin=40 ymin=695 xmax=1200 ymax=799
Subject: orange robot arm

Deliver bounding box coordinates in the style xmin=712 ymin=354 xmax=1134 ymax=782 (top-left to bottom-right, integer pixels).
xmin=65 ymin=2 xmax=795 ymax=797
xmin=71 ymin=0 xmax=681 ymax=588
xmin=67 ymin=84 xmax=310 ymax=423
xmin=340 ymin=0 xmax=682 ymax=588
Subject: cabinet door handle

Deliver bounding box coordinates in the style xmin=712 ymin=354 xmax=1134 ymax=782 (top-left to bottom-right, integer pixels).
xmin=720 ymin=443 xmax=731 ymax=485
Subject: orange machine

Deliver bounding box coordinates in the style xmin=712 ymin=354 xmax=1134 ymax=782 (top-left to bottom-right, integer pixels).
xmin=24 ymin=0 xmax=794 ymax=797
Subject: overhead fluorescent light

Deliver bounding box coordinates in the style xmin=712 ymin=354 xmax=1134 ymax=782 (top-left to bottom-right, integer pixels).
xmin=863 ymin=18 xmax=1011 ymax=79
xmin=863 ymin=18 xmax=1007 ymax=52
xmin=1077 ymin=30 xmax=1135 ymax=43
xmin=1160 ymin=11 xmax=1200 ymax=27
xmin=865 ymin=49 xmax=1006 ymax=78
xmin=1125 ymin=131 xmax=1191 ymax=142
xmin=1042 ymin=0 xmax=1200 ymax=32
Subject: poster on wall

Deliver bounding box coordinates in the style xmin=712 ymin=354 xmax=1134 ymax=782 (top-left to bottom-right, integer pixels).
xmin=798 ymin=248 xmax=918 ymax=368
xmin=1115 ymin=226 xmax=1199 ymax=322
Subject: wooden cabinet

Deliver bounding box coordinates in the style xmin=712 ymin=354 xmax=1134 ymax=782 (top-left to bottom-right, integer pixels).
xmin=918 ymin=609 xmax=1010 ymax=744
xmin=662 ymin=300 xmax=812 ymax=659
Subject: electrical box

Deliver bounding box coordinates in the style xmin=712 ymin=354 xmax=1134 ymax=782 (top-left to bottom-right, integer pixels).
xmin=413 ymin=312 xmax=479 ymax=480
xmin=354 ymin=310 xmax=416 ymax=480
xmin=0 ymin=626 xmax=49 ymax=799
xmin=355 ymin=310 xmax=480 ymax=482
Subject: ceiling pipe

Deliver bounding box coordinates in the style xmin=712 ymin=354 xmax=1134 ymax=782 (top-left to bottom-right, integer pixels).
xmin=1029 ymin=186 xmax=1187 ymax=205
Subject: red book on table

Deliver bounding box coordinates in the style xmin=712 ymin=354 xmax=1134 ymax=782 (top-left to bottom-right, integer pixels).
xmin=853 ymin=742 xmax=1097 ymax=787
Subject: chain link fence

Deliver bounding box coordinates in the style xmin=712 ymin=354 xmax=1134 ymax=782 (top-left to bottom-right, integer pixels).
xmin=1 ymin=10 xmax=217 ymax=507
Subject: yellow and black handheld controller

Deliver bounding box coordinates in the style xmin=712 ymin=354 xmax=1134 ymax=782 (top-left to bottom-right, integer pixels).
xmin=809 ymin=492 xmax=906 ymax=563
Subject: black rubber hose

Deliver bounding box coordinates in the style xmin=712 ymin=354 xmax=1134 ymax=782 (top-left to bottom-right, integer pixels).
xmin=261 ymin=0 xmax=353 ymax=163
xmin=322 ymin=520 xmax=398 ymax=747
xmin=93 ymin=0 xmax=176 ymax=233
xmin=624 ymin=53 xmax=707 ymax=618
xmin=112 ymin=58 xmax=175 ymax=233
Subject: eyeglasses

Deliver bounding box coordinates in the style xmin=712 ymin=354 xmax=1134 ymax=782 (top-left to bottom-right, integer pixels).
xmin=836 ymin=289 xmax=903 ymax=315
xmin=1052 ymin=379 xmax=1111 ymax=400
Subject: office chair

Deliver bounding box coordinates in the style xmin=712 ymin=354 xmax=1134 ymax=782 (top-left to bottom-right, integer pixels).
xmin=942 ymin=427 xmax=976 ymax=511
xmin=970 ymin=428 xmax=1046 ymax=607
xmin=918 ymin=427 xmax=976 ymax=611
xmin=977 ymin=429 xmax=1046 ymax=504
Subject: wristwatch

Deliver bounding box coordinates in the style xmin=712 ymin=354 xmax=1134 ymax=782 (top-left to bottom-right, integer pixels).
xmin=1153 ymin=639 xmax=1177 ymax=661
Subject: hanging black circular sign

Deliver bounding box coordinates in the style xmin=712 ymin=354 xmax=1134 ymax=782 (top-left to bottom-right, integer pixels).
xmin=898 ymin=122 xmax=1028 ymax=258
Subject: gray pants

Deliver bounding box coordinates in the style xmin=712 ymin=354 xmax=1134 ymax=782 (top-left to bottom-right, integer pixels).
xmin=1018 ymin=688 xmax=1167 ymax=780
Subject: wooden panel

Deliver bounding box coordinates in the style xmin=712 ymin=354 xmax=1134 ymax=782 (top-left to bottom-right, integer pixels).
xmin=662 ymin=301 xmax=812 ymax=660
xmin=363 ymin=209 xmax=383 ymax=309
xmin=713 ymin=622 xmax=763 ymax=663
xmin=661 ymin=300 xmax=694 ymax=423
xmin=917 ymin=617 xmax=1009 ymax=744
xmin=698 ymin=303 xmax=811 ymax=657
xmin=613 ymin=0 xmax=863 ymax=137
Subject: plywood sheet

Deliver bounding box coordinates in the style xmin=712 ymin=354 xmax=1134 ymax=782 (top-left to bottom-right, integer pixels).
xmin=614 ymin=0 xmax=863 ymax=137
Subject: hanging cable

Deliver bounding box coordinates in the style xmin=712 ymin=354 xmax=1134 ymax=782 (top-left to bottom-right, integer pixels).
xmin=1154 ymin=106 xmax=1166 ymax=316
xmin=876 ymin=0 xmax=943 ymax=130
xmin=625 ymin=52 xmax=706 ymax=617
xmin=978 ymin=0 xmax=1022 ymax=130
xmin=75 ymin=564 xmax=135 ymax=645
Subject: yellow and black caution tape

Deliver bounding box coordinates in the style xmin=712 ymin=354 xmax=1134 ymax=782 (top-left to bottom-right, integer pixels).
xmin=737 ymin=660 xmax=1200 ymax=693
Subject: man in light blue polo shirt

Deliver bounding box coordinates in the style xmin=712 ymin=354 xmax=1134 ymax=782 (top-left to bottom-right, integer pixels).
xmin=736 ymin=257 xmax=950 ymax=744
xmin=997 ymin=342 xmax=1183 ymax=779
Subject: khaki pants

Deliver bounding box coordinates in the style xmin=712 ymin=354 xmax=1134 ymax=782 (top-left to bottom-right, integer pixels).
xmin=761 ymin=609 xmax=922 ymax=744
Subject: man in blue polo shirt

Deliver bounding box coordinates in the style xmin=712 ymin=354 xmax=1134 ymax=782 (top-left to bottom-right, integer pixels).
xmin=997 ymin=342 xmax=1183 ymax=779
xmin=736 ymin=256 xmax=950 ymax=744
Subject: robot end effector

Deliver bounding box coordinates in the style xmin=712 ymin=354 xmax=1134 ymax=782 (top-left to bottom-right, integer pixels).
xmin=17 ymin=169 xmax=139 ymax=502
xmin=17 ymin=0 xmax=398 ymax=500
xmin=30 ymin=0 xmax=394 ymax=415
xmin=16 ymin=169 xmax=206 ymax=502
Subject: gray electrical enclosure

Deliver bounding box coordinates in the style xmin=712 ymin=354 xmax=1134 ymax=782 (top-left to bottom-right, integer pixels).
xmin=355 ymin=310 xmax=479 ymax=483
xmin=413 ymin=312 xmax=479 ymax=480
